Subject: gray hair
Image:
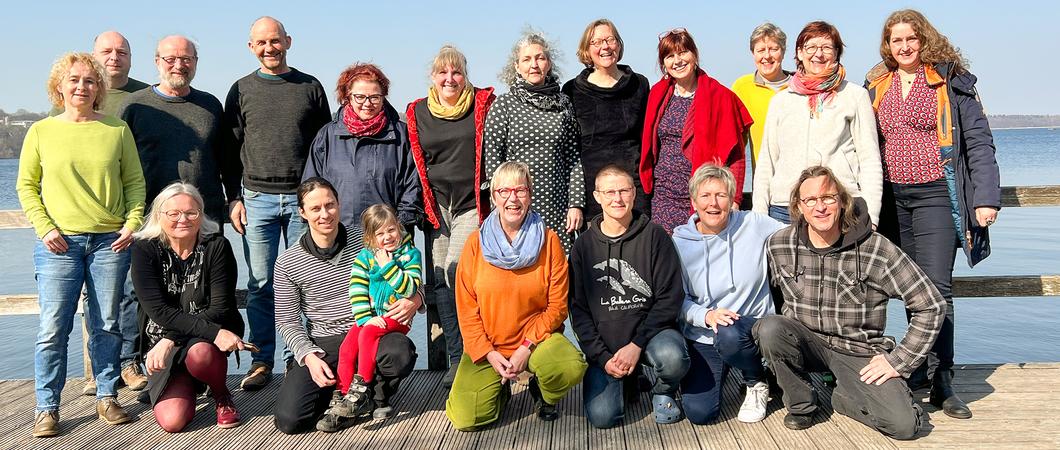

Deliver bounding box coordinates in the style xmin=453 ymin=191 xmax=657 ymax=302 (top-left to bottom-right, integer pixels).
xmin=749 ymin=22 xmax=787 ymax=52
xmin=498 ymin=28 xmax=562 ymax=86
xmin=155 ymin=35 xmax=199 ymax=57
xmin=134 ymin=182 xmax=220 ymax=245
xmin=688 ymin=164 xmax=737 ymax=200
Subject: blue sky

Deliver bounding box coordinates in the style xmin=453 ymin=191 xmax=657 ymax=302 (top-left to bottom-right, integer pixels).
xmin=2 ymin=1 xmax=1053 ymax=114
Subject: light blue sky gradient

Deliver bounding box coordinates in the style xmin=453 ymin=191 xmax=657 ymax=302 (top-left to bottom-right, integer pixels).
xmin=2 ymin=1 xmax=1052 ymax=114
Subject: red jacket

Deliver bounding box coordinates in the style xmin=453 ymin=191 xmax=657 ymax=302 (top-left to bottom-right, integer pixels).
xmin=640 ymin=69 xmax=752 ymax=204
xmin=406 ymin=87 xmax=496 ymax=229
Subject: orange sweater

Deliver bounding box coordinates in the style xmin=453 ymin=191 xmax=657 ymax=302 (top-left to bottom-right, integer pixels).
xmin=455 ymin=229 xmax=569 ymax=362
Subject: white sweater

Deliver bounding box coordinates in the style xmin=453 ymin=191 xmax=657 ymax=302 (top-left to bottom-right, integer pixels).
xmin=751 ymin=80 xmax=882 ymax=224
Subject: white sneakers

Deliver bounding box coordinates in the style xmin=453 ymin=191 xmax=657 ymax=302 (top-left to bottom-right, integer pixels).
xmin=737 ymin=381 xmax=770 ymax=423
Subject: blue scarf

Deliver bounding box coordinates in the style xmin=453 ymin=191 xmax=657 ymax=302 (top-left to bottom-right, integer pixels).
xmin=480 ymin=209 xmax=545 ymax=270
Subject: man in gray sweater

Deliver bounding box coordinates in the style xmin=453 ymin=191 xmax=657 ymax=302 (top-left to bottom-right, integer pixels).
xmin=222 ymin=17 xmax=332 ymax=390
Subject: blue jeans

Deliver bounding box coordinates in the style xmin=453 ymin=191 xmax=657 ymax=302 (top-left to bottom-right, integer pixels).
xmin=82 ymin=273 xmax=139 ymax=370
xmin=583 ymin=328 xmax=690 ymax=429
xmin=767 ymin=205 xmax=792 ymax=224
xmin=242 ymin=188 xmax=305 ymax=366
xmin=681 ymin=317 xmax=763 ymax=424
xmin=34 ymin=232 xmax=129 ymax=412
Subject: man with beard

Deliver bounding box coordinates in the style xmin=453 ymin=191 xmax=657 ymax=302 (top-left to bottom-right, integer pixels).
xmin=119 ymin=35 xmax=232 ymax=222
xmin=222 ymin=17 xmax=332 ymax=390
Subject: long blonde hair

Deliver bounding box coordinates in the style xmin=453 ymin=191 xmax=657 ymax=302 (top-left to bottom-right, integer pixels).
xmin=134 ymin=182 xmax=220 ymax=246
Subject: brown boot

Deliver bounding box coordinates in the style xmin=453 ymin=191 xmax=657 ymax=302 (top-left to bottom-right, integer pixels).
xmin=96 ymin=397 xmax=132 ymax=425
xmin=32 ymin=411 xmax=59 ymax=437
xmin=121 ymin=365 xmax=148 ymax=391
xmin=82 ymin=378 xmax=97 ymax=396
xmin=240 ymin=362 xmax=272 ymax=391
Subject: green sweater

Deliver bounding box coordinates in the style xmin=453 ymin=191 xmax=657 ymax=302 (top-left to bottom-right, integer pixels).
xmin=16 ymin=116 xmax=146 ymax=237
xmin=348 ymin=232 xmax=422 ymax=326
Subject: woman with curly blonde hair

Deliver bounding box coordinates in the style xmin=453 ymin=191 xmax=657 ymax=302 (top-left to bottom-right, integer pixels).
xmin=865 ymin=8 xmax=1001 ymax=421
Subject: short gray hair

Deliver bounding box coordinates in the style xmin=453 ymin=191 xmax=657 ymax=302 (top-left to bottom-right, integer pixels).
xmin=134 ymin=182 xmax=220 ymax=245
xmin=688 ymin=164 xmax=737 ymax=200
xmin=499 ymin=28 xmax=562 ymax=86
xmin=749 ymin=22 xmax=787 ymax=52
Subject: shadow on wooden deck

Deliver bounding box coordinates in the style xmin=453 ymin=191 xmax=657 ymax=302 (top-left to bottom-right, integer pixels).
xmin=2 ymin=363 xmax=1059 ymax=449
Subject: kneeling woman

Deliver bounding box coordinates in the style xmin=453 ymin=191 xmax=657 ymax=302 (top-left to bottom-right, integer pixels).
xmin=672 ymin=165 xmax=784 ymax=424
xmin=130 ymin=182 xmax=246 ymax=432
xmin=446 ymin=162 xmax=587 ymax=430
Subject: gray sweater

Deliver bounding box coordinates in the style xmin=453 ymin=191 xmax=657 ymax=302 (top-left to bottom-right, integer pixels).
xmin=119 ymin=87 xmax=230 ymax=220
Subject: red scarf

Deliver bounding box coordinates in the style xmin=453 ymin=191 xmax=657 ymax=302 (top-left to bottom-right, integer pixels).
xmin=342 ymin=103 xmax=388 ymax=137
xmin=788 ymin=64 xmax=846 ymax=118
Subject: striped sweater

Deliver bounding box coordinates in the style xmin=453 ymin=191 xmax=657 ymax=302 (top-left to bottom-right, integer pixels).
xmin=349 ymin=232 xmax=422 ymax=326
xmin=274 ymin=226 xmax=365 ymax=365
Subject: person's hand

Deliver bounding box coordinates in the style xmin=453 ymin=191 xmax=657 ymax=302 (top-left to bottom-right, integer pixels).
xmin=374 ymin=248 xmax=393 ymax=266
xmin=304 ymin=352 xmax=337 ymax=388
xmin=507 ymin=345 xmax=531 ymax=376
xmin=213 ymin=328 xmax=244 ymax=352
xmin=706 ymin=308 xmax=740 ymax=333
xmin=111 ymin=227 xmax=134 ymax=252
xmin=976 ymin=206 xmax=999 ymax=228
xmin=565 ymin=208 xmax=583 ymax=233
xmin=609 ymin=342 xmax=642 ymax=377
xmin=145 ymin=338 xmax=175 ymax=375
xmin=42 ymin=229 xmax=68 ymax=254
xmin=486 ymin=351 xmax=518 ymax=383
xmin=229 ymin=200 xmax=247 ymax=235
xmin=859 ymin=354 xmax=900 ymax=385
xmin=604 ymin=358 xmax=626 ymax=378
xmin=384 ymin=292 xmax=422 ymax=325
xmin=366 ymin=316 xmax=387 ymax=328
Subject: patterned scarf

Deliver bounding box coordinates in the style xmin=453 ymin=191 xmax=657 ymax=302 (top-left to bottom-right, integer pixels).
xmin=479 ymin=209 xmax=545 ymax=270
xmin=427 ymin=83 xmax=475 ymax=120
xmin=342 ymin=103 xmax=388 ymax=137
xmin=789 ymin=64 xmax=846 ymax=118
xmin=511 ymin=73 xmax=571 ymax=112
xmin=144 ymin=240 xmax=207 ymax=347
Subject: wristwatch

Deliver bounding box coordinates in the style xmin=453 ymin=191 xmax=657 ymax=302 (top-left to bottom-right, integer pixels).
xmin=521 ymin=339 xmax=536 ymax=351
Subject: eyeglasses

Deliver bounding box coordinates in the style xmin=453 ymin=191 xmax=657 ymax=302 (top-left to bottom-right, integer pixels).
xmin=159 ymin=55 xmax=197 ymax=66
xmin=590 ymin=36 xmax=618 ymax=48
xmin=658 ymin=27 xmax=688 ymax=41
xmin=493 ymin=186 xmax=530 ymax=199
xmin=350 ymin=94 xmax=384 ymax=105
xmin=596 ymin=188 xmax=634 ymax=199
xmin=799 ymin=194 xmax=840 ymax=207
xmin=801 ymin=45 xmax=836 ymax=56
xmin=162 ymin=209 xmax=201 ymax=221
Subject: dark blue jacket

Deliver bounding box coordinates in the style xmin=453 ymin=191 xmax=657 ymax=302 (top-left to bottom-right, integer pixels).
xmin=303 ymin=101 xmax=423 ymax=228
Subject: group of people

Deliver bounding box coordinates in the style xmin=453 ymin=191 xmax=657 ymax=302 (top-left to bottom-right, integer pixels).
xmin=17 ymin=8 xmax=1000 ymax=442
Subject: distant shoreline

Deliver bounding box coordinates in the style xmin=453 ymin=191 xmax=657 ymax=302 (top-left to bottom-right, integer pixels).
xmin=993 ymin=126 xmax=1060 ymax=130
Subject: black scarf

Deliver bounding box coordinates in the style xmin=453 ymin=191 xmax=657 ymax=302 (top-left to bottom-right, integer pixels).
xmin=300 ymin=223 xmax=348 ymax=260
xmin=512 ymin=73 xmax=571 ymax=112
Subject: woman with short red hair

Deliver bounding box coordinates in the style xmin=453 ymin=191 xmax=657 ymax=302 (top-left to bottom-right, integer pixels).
xmin=640 ymin=28 xmax=753 ymax=234
xmin=303 ymin=63 xmax=423 ymax=229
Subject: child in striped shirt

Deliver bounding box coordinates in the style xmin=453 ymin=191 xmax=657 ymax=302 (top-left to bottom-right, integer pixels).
xmin=332 ymin=204 xmax=422 ymax=418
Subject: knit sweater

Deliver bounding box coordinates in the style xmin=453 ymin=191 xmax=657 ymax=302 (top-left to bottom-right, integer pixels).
xmin=119 ymin=87 xmax=231 ymax=221
xmin=223 ymin=69 xmax=331 ymax=197
xmin=730 ymin=71 xmax=790 ymax=170
xmin=348 ymin=232 xmax=422 ymax=326
xmin=672 ymin=211 xmax=783 ymax=344
xmin=455 ymin=229 xmax=568 ymax=362
xmin=16 ymin=116 xmax=146 ymax=237
xmin=751 ymin=80 xmax=882 ymax=224
xmin=274 ymin=226 xmax=365 ymax=365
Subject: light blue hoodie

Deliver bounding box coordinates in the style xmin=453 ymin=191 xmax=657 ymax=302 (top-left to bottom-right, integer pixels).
xmin=672 ymin=211 xmax=784 ymax=344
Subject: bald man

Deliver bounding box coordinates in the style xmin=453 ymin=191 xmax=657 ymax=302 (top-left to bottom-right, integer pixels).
xmin=48 ymin=31 xmax=149 ymax=118
xmin=222 ymin=17 xmax=331 ymax=391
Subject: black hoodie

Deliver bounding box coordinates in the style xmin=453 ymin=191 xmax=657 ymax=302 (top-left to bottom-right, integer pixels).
xmin=569 ymin=211 xmax=684 ymax=367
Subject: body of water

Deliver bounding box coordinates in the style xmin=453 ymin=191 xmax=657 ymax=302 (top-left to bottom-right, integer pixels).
xmin=0 ymin=128 xmax=1058 ymax=378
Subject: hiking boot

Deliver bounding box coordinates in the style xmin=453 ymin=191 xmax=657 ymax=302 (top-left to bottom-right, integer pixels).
xmin=929 ymin=369 xmax=972 ymax=419
xmin=528 ymin=377 xmax=558 ymax=421
xmin=240 ymin=362 xmax=272 ymax=391
xmin=337 ymin=375 xmax=374 ymax=418
xmin=442 ymin=363 xmax=459 ymax=389
xmin=96 ymin=397 xmax=132 ymax=425
xmin=32 ymin=410 xmax=59 ymax=438
xmin=737 ymin=382 xmax=770 ymax=423
xmin=215 ymin=395 xmax=241 ymax=429
xmin=372 ymin=401 xmax=395 ymax=420
xmin=82 ymin=378 xmax=97 ymax=396
xmin=783 ymin=412 xmax=813 ymax=430
xmin=121 ymin=364 xmax=148 ymax=391
xmin=315 ymin=411 xmax=356 ymax=433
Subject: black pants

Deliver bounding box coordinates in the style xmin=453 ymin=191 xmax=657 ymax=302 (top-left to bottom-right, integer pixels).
xmin=892 ymin=180 xmax=957 ymax=377
xmin=753 ymin=316 xmax=922 ymax=440
xmin=273 ymin=333 xmax=417 ymax=434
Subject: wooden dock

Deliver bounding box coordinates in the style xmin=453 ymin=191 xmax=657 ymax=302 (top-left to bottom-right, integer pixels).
xmin=2 ymin=363 xmax=1057 ymax=449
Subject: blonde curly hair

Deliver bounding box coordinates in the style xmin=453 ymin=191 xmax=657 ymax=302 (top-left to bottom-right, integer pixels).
xmin=879 ymin=9 xmax=968 ymax=73
xmin=46 ymin=52 xmax=108 ymax=111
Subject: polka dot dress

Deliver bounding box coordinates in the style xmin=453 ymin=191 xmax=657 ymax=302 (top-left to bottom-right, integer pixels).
xmin=484 ymin=91 xmax=584 ymax=253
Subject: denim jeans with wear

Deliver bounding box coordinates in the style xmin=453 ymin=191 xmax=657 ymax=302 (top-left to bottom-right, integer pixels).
xmin=767 ymin=205 xmax=792 ymax=224
xmin=242 ymin=188 xmax=305 ymax=366
xmin=681 ymin=316 xmax=763 ymax=424
xmin=34 ymin=232 xmax=129 ymax=412
xmin=583 ymin=328 xmax=690 ymax=429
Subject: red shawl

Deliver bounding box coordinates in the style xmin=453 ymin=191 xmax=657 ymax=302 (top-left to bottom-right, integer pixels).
xmin=639 ymin=69 xmax=753 ymax=204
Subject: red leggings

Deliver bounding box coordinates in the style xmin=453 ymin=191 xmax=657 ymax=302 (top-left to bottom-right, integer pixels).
xmin=153 ymin=342 xmax=231 ymax=432
xmin=337 ymin=316 xmax=410 ymax=393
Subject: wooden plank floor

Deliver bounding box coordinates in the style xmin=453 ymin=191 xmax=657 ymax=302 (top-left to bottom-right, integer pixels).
xmin=3 ymin=363 xmax=1058 ymax=449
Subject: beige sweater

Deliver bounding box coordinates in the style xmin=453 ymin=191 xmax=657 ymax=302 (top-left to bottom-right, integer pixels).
xmin=752 ymin=80 xmax=882 ymax=224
